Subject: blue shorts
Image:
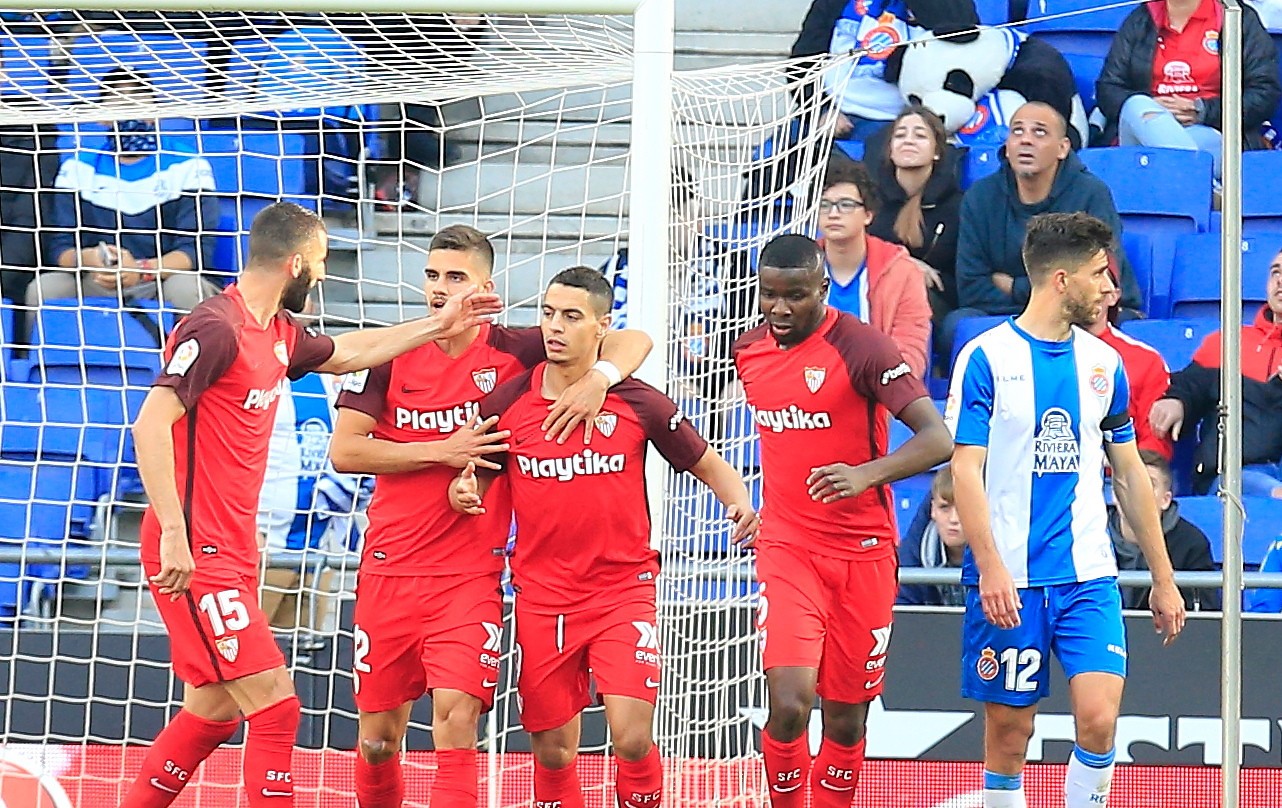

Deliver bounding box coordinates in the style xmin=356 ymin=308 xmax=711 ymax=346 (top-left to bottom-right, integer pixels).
xmin=961 ymin=578 xmax=1127 ymax=707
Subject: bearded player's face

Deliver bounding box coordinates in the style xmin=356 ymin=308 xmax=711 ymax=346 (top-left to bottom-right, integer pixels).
xmin=282 ymin=229 xmax=328 ymax=314
xmin=1061 ymin=250 xmax=1114 ymax=328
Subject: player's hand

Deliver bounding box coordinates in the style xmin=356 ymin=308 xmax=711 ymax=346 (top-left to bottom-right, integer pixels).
xmin=435 ymin=415 xmax=510 ymax=470
xmin=806 ymin=463 xmax=873 ymax=504
xmin=726 ymin=502 xmax=760 ymax=550
xmin=433 ymin=286 xmax=504 ymax=338
xmin=1149 ymin=580 xmax=1186 ymax=646
xmin=914 ymin=258 xmax=944 ymax=292
xmin=978 ymin=565 xmax=1022 ymax=629
xmin=543 ymin=369 xmax=609 ymax=444
xmin=1149 ymin=399 xmax=1185 ymax=442
xmin=151 ymin=525 xmax=196 ymax=601
xmin=449 ymin=461 xmax=486 ymax=515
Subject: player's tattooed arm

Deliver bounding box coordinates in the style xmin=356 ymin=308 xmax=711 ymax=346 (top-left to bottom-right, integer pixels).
xmin=1108 ymin=439 xmax=1187 ymax=645
xmin=542 ymin=329 xmax=654 ymax=444
xmin=952 ymin=443 xmax=1023 ymax=630
xmin=687 ymin=447 xmax=760 ymax=549
xmin=133 ymin=387 xmax=196 ymax=600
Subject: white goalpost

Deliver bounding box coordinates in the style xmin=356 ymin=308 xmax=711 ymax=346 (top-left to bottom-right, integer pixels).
xmin=0 ymin=2 xmax=843 ymax=805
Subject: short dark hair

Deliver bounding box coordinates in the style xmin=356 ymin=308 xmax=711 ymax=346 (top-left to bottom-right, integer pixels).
xmin=100 ymin=67 xmax=153 ymax=100
xmin=931 ymin=464 xmax=955 ymax=503
xmin=822 ymin=156 xmax=880 ymax=215
xmin=1022 ymin=212 xmax=1115 ymax=284
xmin=758 ymin=233 xmax=825 ymax=273
xmin=247 ymin=202 xmax=326 ymax=267
xmin=1138 ymin=449 xmax=1173 ymax=492
xmin=548 ymin=265 xmax=614 ymax=317
xmin=429 ymin=224 xmax=495 ymax=273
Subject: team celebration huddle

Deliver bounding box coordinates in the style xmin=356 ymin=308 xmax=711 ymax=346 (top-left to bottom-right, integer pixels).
xmin=125 ymin=202 xmax=1185 ymax=808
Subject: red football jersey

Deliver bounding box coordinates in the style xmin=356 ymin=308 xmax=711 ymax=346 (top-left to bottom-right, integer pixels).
xmin=733 ymin=307 xmax=927 ymax=560
xmin=140 ymin=285 xmax=336 ymax=574
xmin=336 ymin=324 xmax=545 ymax=576
xmin=480 ymin=364 xmax=708 ymax=612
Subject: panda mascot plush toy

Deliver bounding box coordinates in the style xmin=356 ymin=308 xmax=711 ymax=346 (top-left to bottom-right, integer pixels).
xmin=885 ymin=8 xmax=1089 ymax=149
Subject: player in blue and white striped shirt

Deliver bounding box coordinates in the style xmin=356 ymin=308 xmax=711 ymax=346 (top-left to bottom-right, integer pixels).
xmin=945 ymin=213 xmax=1185 ymax=808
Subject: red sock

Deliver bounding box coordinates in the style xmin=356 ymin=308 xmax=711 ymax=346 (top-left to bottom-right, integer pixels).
xmin=244 ymin=695 xmax=300 ymax=806
xmin=533 ymin=759 xmax=586 ymax=808
xmin=808 ymin=737 xmax=866 ymax=808
xmin=761 ymin=728 xmax=810 ymax=808
xmin=355 ymin=754 xmax=403 ymax=807
xmin=120 ymin=709 xmax=240 ymax=807
xmin=432 ymin=748 xmax=478 ymax=807
xmin=615 ymin=745 xmax=663 ymax=808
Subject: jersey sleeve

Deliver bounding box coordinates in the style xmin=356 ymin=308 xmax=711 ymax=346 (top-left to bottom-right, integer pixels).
xmin=491 ymin=325 xmax=548 ymax=370
xmin=152 ymin=309 xmax=239 ymax=409
xmin=285 ymin=318 xmax=337 ymax=379
xmin=946 ymin=344 xmax=995 ymax=447
xmin=1102 ymin=359 xmax=1136 ymax=444
xmin=334 ymin=362 xmax=392 ymax=420
xmin=837 ymin=321 xmax=928 ymax=416
xmin=617 ymin=382 xmax=709 ymax=473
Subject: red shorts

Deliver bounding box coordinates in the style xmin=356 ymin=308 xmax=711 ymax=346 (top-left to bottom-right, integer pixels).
xmin=144 ymin=562 xmax=284 ymax=689
xmin=352 ymin=572 xmax=505 ymax=714
xmin=756 ymin=543 xmax=897 ymax=704
xmin=514 ymin=590 xmax=659 ymax=733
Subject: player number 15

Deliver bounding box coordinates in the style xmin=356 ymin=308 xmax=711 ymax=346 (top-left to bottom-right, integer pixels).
xmin=197 ymin=589 xmax=250 ymax=637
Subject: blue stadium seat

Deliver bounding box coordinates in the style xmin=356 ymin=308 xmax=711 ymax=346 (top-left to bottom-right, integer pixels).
xmin=1179 ymin=495 xmax=1282 ymax=568
xmin=1120 ymin=230 xmax=1155 ymax=314
xmin=227 ymin=27 xmax=363 ymax=117
xmin=833 ymin=138 xmax=866 ymax=162
xmin=1077 ymin=147 xmax=1213 ymax=230
xmin=28 ymin=299 xmax=163 ymax=387
xmin=1242 ymin=150 xmax=1282 ymax=235
xmin=1020 ymin=0 xmax=1134 ymax=57
xmin=0 ymin=459 xmax=98 ymax=542
xmin=891 ymin=473 xmax=934 ymax=541
xmin=949 ymin=314 xmax=1008 ymax=374
xmin=669 ymin=475 xmax=763 ymax=557
xmin=198 ymin=130 xmax=309 ymax=199
xmin=0 ymin=35 xmax=52 ymax=98
xmin=961 ymin=145 xmax=1002 ymax=189
xmin=1119 ymin=317 xmax=1218 ymax=373
xmin=1168 ymin=233 xmax=1281 ymax=319
xmin=720 ymin=400 xmax=761 ymax=473
xmin=976 ymin=0 xmax=1011 ymax=25
xmin=1061 ymin=52 xmax=1104 ymax=112
xmin=60 ymin=33 xmax=208 ymax=103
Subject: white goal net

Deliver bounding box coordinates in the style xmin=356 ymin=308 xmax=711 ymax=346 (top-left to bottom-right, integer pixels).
xmin=0 ymin=9 xmax=839 ymax=806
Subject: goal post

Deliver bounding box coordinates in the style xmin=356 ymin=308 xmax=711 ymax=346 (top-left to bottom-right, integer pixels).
xmin=0 ymin=4 xmax=844 ymax=805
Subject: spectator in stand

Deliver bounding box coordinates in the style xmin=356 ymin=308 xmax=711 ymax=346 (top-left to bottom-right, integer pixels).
xmin=1094 ymin=0 xmax=1280 ymax=178
xmin=1087 ymin=262 xmax=1173 ymax=460
xmin=819 ymin=157 xmax=931 ymax=378
xmin=1150 ymin=251 xmax=1282 ymax=498
xmin=29 ymin=68 xmax=219 ymax=318
xmin=0 ymin=125 xmax=59 ymax=344
xmin=866 ymin=106 xmax=963 ymax=364
xmin=897 ymin=465 xmax=967 ymax=607
xmin=949 ymin=102 xmax=1142 ymax=354
xmin=1245 ymin=537 xmax=1282 ymax=612
xmin=1108 ymin=449 xmax=1219 ymax=611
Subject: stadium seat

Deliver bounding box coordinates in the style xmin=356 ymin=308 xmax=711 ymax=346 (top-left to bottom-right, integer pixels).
xmin=720 ymin=400 xmax=761 ymax=473
xmin=1118 ymin=317 xmax=1218 ymax=373
xmin=1179 ymin=495 xmax=1282 ymax=568
xmin=1061 ymin=52 xmax=1104 ymax=113
xmin=1020 ymin=0 xmax=1134 ymax=57
xmin=1168 ymin=233 xmax=1281 ymax=319
xmin=27 ymin=299 xmax=164 ymax=387
xmin=949 ymin=314 xmax=1007 ymax=375
xmin=198 ymin=130 xmax=309 ymax=199
xmin=1120 ymin=231 xmax=1155 ymax=314
xmin=891 ymin=473 xmax=934 ymax=541
xmin=0 ymin=35 xmax=52 ymax=98
xmin=961 ymin=144 xmax=1002 ymax=189
xmin=1242 ymin=150 xmax=1282 ymax=235
xmin=61 ymin=33 xmax=208 ymax=103
xmin=975 ymin=0 xmax=1011 ymax=25
xmin=1077 ymin=147 xmax=1213 ymax=231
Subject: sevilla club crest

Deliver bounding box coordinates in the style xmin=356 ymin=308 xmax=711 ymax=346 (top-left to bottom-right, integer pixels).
xmin=803 ymin=366 xmax=826 ymax=394
xmin=594 ymin=412 xmax=618 ymax=438
xmin=215 ymin=635 xmax=240 ymax=663
xmin=273 ymin=340 xmax=289 ymax=367
xmin=472 ymin=367 xmax=497 ymax=394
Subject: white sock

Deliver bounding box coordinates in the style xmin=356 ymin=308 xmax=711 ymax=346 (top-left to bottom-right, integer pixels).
xmin=1064 ymin=745 xmax=1115 ymax=807
xmin=983 ymin=770 xmax=1027 ymax=807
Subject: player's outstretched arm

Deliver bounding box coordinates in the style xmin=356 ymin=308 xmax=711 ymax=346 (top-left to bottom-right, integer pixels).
xmin=806 ymin=397 xmax=952 ymax=503
xmin=132 ymin=387 xmax=195 ymax=600
xmin=448 ymin=462 xmax=496 ymax=515
xmin=688 ymin=448 xmax=760 ymax=549
xmin=318 ymin=286 xmax=503 ymax=375
xmin=952 ymin=443 xmax=1023 ymax=629
xmin=1107 ymin=439 xmax=1187 ymax=645
xmin=330 ymin=409 xmax=510 ymax=474
xmin=542 ymin=329 xmax=655 ymax=444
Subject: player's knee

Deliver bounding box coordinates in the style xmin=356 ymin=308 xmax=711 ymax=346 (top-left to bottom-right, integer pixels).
xmin=988 ymin=711 xmax=1035 ymax=756
xmin=822 ymin=711 xmax=867 ymax=747
xmin=766 ymin=692 xmax=815 ymax=741
xmin=1074 ymin=707 xmax=1118 ymax=752
xmin=359 ymin=737 xmax=400 ymax=765
xmin=531 ymin=735 xmax=579 ymax=770
xmin=611 ymin=728 xmax=654 ymax=763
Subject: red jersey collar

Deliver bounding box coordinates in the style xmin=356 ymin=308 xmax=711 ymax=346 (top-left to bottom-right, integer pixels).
xmin=1149 ymin=0 xmax=1216 ymax=32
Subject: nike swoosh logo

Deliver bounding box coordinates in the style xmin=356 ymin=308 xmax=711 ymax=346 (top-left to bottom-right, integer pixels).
xmin=865 ymin=672 xmax=886 ymax=689
xmin=150 ymin=778 xmax=179 ymax=794
xmin=261 ymin=789 xmax=293 ymax=798
xmin=820 ymin=779 xmax=855 ymax=792
xmin=482 ymin=679 xmax=498 ymax=688
xmin=645 ymin=677 xmax=660 ymax=688
xmin=772 ymin=783 xmax=803 ymax=793
xmin=401 ymin=385 xmax=431 ymax=394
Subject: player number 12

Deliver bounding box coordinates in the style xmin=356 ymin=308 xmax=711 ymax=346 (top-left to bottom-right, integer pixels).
xmin=197 ymin=590 xmax=250 ymax=637
xmin=1000 ymin=648 xmax=1042 ymax=692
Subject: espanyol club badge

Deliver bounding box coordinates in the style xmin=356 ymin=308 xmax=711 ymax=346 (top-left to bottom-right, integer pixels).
xmin=804 ymin=366 xmax=826 ymax=394
xmin=472 ymin=367 xmax=497 ymax=394
xmin=595 ymin=412 xmax=618 ymax=437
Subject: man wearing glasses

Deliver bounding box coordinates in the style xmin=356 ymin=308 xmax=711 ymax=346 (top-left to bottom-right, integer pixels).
xmin=818 ymin=158 xmax=931 ymax=378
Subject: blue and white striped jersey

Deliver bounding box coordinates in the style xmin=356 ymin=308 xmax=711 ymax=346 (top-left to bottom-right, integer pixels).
xmin=945 ymin=319 xmax=1136 ymax=587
